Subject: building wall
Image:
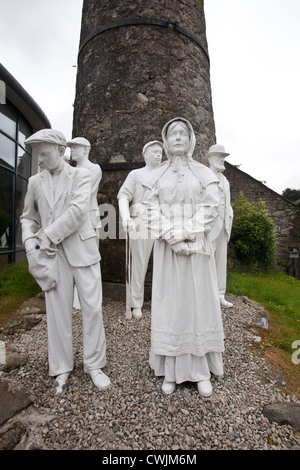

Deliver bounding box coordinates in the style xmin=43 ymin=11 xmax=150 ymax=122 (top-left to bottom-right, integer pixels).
xmin=225 ymin=162 xmax=300 ymax=277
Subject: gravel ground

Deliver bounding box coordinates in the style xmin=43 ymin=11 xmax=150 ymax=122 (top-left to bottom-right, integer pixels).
xmin=2 ymin=293 xmax=300 ymax=451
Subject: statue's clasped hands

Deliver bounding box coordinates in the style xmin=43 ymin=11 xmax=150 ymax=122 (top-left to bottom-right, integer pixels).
xmin=35 ymin=229 xmax=58 ymax=257
xmin=168 ymin=228 xmax=196 ymax=255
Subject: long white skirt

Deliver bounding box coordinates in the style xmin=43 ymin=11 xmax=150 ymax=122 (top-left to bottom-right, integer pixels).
xmin=150 ymin=239 xmax=224 ymax=383
xmin=150 ymin=352 xmax=223 ymax=383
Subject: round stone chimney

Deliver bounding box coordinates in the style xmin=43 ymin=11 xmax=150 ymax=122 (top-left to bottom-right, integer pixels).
xmin=72 ymin=0 xmax=216 ymax=290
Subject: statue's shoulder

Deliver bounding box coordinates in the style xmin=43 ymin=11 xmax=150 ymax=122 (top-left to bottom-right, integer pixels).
xmin=189 ymin=160 xmax=219 ymax=187
xmin=28 ymin=170 xmax=45 ymax=186
xmin=143 ymin=160 xmax=169 ymax=189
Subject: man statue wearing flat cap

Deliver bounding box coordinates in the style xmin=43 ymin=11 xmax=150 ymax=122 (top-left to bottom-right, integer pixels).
xmin=118 ymin=141 xmax=163 ymax=318
xmin=67 ymin=137 xmax=102 ymax=235
xmin=67 ymin=137 xmax=102 ymax=310
xmin=206 ymin=144 xmax=234 ymax=309
xmin=20 ymin=129 xmax=110 ymax=394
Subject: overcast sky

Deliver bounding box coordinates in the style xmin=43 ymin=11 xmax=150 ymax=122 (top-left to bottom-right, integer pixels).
xmin=1 ymin=0 xmax=299 ymax=195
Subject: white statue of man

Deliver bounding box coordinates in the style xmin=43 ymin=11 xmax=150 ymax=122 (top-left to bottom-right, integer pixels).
xmin=117 ymin=141 xmax=163 ymax=318
xmin=67 ymin=138 xmax=102 ymax=310
xmin=67 ymin=137 xmax=102 ymax=234
xmin=21 ymin=129 xmax=110 ymax=394
xmin=206 ymin=144 xmax=234 ymax=308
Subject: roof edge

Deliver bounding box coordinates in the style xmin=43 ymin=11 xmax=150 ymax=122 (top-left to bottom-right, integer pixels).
xmin=0 ymin=63 xmax=51 ymax=130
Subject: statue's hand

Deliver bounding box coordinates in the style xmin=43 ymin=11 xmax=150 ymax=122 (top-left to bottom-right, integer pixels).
xmin=170 ymin=241 xmax=190 ymax=256
xmin=122 ymin=217 xmax=136 ymax=233
xmin=24 ymin=237 xmax=39 ymax=253
xmin=36 ymin=229 xmax=58 ymax=258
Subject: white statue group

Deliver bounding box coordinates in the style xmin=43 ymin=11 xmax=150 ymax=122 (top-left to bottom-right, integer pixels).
xmin=21 ymin=117 xmax=233 ymax=398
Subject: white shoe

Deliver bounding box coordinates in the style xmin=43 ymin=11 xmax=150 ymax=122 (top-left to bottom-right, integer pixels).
xmin=197 ymin=380 xmax=212 ymax=397
xmin=88 ymin=369 xmax=111 ymax=390
xmin=162 ymin=380 xmax=176 ymax=395
xmin=220 ymin=297 xmax=233 ymax=308
xmin=55 ymin=372 xmax=70 ymax=394
xmin=132 ymin=308 xmax=142 ymax=318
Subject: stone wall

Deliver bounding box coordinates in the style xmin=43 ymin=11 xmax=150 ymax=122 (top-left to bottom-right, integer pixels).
xmin=224 ymin=162 xmax=300 ymax=277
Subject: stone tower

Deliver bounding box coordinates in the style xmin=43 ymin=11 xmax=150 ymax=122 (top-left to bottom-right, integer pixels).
xmin=72 ymin=0 xmax=216 ymax=289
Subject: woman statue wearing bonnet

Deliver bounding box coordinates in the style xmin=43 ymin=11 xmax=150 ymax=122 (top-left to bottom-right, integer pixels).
xmin=142 ymin=117 xmax=225 ymax=397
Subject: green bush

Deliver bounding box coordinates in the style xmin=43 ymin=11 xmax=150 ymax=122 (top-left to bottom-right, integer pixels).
xmin=231 ymin=192 xmax=276 ymax=267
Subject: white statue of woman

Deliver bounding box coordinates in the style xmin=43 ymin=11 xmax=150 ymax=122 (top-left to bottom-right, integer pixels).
xmin=142 ymin=118 xmax=224 ymax=397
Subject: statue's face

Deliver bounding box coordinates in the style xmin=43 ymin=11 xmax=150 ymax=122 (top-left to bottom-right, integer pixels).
xmin=166 ymin=122 xmax=190 ymax=157
xmin=35 ymin=143 xmax=63 ymax=171
xmin=209 ymin=155 xmax=225 ymax=173
xmin=69 ymin=144 xmax=88 ymax=163
xmin=144 ymin=144 xmax=162 ymax=168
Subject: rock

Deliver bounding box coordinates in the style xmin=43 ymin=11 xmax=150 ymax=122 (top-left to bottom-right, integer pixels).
xmin=109 ymin=155 xmax=126 ymax=163
xmin=0 ymin=295 xmax=45 ymax=336
xmin=1 ymin=315 xmax=42 ymax=335
xmin=251 ymin=316 xmax=269 ymax=330
xmin=0 ymin=351 xmax=28 ymax=372
xmin=0 ymin=421 xmax=27 ymax=450
xmin=136 ymin=92 xmax=148 ymax=105
xmin=252 ymin=335 xmax=262 ymax=343
xmin=263 ymin=403 xmax=300 ymax=431
xmin=17 ymin=296 xmax=46 ymax=315
xmin=0 ymin=380 xmax=33 ymax=426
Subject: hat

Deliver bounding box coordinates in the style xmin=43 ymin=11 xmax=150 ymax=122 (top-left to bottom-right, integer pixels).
xmin=205 ymin=144 xmax=230 ymax=158
xmin=67 ymin=137 xmax=91 ymax=148
xmin=24 ymin=129 xmax=67 ymax=147
xmin=142 ymin=140 xmax=163 ymax=156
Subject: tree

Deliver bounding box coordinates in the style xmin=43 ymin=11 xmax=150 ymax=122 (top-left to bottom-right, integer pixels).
xmin=282 ymin=188 xmax=300 ymax=203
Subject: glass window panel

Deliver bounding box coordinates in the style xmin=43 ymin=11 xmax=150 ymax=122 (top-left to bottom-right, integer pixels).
xmin=0 ymin=167 xmax=14 ymax=252
xmin=0 ymin=101 xmax=17 ymax=139
xmin=0 ymin=132 xmax=16 ymax=169
xmin=18 ymin=115 xmax=33 ymax=148
xmin=15 ymin=176 xmax=28 ymax=250
xmin=17 ymin=146 xmax=31 ymax=178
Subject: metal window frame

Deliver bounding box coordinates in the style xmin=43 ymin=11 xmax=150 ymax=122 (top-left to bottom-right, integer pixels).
xmin=0 ymin=100 xmax=32 ymax=263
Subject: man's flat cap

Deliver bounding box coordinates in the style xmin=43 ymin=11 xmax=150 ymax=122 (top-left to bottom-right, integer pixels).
xmin=67 ymin=137 xmax=91 ymax=148
xmin=24 ymin=129 xmax=67 ymax=147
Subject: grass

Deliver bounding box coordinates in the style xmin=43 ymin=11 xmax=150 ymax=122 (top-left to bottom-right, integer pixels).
xmin=227 ymin=268 xmax=300 ymax=397
xmin=0 ymin=259 xmax=41 ymax=327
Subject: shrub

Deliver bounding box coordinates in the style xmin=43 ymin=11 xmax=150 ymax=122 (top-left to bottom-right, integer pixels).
xmin=230 ymin=192 xmax=276 ymax=267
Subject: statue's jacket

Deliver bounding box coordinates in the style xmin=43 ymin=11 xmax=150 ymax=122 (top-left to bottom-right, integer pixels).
xmin=21 ymin=162 xmax=100 ymax=268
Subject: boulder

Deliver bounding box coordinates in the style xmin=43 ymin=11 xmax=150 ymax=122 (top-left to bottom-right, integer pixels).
xmin=263 ymin=402 xmax=300 ymax=431
xmin=0 ymin=380 xmax=33 ymax=426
